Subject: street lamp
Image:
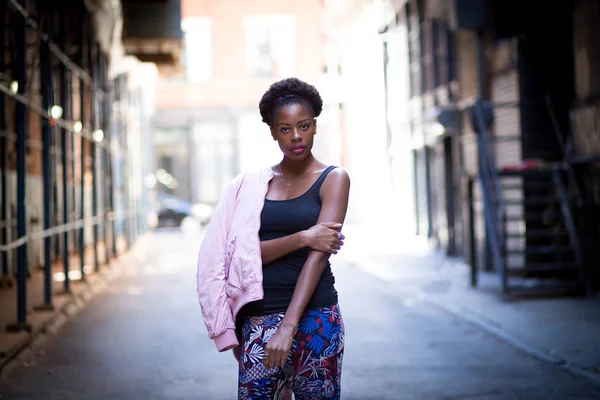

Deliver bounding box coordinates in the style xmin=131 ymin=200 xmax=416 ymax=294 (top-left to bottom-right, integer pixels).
xmin=50 ymin=105 xmax=63 ymax=119
xmin=93 ymin=129 xmax=104 ymax=142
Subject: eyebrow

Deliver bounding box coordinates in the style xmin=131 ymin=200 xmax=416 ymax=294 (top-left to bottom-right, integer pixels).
xmin=276 ymin=119 xmax=312 ymax=127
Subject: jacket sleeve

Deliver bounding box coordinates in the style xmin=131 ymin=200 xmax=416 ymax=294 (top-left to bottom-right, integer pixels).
xmin=196 ymin=174 xmax=243 ymax=352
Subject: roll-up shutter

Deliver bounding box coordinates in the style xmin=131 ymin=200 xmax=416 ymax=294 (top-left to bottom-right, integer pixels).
xmin=492 ymin=69 xmax=522 ymax=166
xmin=492 ymin=68 xmax=524 ymax=268
xmin=415 ymin=148 xmax=429 ymax=237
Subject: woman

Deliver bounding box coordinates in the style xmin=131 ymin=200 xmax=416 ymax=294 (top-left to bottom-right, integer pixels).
xmin=196 ymin=77 xmax=350 ymax=399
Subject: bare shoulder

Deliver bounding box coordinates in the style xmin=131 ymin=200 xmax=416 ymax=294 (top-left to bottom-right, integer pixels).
xmin=328 ymin=166 xmax=350 ymax=183
xmin=322 ymin=167 xmax=350 ymax=194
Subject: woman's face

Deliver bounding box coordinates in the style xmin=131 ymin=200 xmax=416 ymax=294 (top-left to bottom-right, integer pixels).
xmin=270 ymin=103 xmax=316 ymax=160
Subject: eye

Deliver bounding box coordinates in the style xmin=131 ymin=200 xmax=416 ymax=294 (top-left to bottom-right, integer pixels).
xmin=301 ymin=124 xmax=309 ymax=130
xmin=280 ymin=127 xmax=290 ymax=133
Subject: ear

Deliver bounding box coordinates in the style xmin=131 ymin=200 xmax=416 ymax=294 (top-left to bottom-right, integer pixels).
xmin=313 ymin=118 xmax=318 ymax=135
xmin=270 ymin=126 xmax=277 ymax=141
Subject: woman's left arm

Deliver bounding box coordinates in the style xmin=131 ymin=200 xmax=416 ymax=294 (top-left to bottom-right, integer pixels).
xmin=263 ymin=168 xmax=350 ymax=369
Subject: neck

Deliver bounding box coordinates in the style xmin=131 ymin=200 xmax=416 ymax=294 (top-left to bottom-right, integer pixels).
xmin=280 ymin=154 xmax=315 ymax=175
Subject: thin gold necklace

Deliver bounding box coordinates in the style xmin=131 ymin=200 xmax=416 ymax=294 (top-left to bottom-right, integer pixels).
xmin=279 ymin=159 xmax=317 ymax=187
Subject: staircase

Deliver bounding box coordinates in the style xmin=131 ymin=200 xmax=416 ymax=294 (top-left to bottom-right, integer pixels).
xmin=499 ymin=167 xmax=583 ymax=290
xmin=470 ymin=99 xmax=585 ymax=294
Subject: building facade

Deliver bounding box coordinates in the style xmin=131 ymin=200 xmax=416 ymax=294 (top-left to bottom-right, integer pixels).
xmin=152 ymin=0 xmax=343 ymax=207
xmin=0 ymin=0 xmax=180 ymax=330
xmin=375 ymin=0 xmax=600 ymax=293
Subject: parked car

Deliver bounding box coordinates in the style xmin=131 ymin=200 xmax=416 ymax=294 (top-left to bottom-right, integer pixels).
xmin=148 ymin=192 xmax=214 ymax=230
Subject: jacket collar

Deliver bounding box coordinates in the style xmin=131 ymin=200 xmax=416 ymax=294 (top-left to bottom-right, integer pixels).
xmin=260 ymin=167 xmax=275 ymax=180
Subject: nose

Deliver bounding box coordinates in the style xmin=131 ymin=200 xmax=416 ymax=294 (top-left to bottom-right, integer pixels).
xmin=291 ymin=128 xmax=302 ymax=142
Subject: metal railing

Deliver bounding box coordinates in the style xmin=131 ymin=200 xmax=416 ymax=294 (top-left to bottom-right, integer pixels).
xmin=470 ymin=99 xmax=508 ymax=291
xmin=545 ymin=94 xmax=584 ymax=206
xmin=470 ymin=95 xmax=586 ymax=293
xmin=551 ymin=165 xmax=585 ymax=287
xmin=545 ymin=94 xmax=586 ymax=288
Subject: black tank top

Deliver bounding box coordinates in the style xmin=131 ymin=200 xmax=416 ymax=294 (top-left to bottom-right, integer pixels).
xmin=241 ymin=165 xmax=339 ymax=317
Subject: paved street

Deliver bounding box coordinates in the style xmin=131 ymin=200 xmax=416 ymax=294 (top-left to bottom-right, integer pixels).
xmin=1 ymin=229 xmax=599 ymax=399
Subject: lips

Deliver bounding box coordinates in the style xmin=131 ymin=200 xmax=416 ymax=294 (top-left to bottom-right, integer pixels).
xmin=291 ymin=146 xmax=305 ymax=154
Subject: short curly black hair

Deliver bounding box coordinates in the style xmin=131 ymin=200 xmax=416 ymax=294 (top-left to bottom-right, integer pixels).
xmin=258 ymin=77 xmax=323 ymax=127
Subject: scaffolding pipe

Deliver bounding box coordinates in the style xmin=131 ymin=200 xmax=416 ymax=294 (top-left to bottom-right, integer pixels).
xmin=7 ymin=0 xmax=103 ymax=95
xmin=0 ymin=0 xmax=9 ymax=288
xmin=79 ymin=7 xmax=87 ymax=280
xmin=99 ymin=53 xmax=109 ymax=264
xmin=0 ymin=83 xmax=116 ymax=153
xmin=59 ymin=7 xmax=71 ymax=292
xmin=39 ymin=34 xmax=54 ymax=310
xmin=109 ymin=78 xmax=117 ymax=257
xmin=70 ymin=41 xmax=77 ymax=257
xmin=88 ymin=32 xmax=99 ymax=272
xmin=0 ymin=215 xmax=114 ymax=252
xmin=0 ymin=0 xmax=151 ymax=334
xmin=8 ymin=0 xmax=31 ymax=332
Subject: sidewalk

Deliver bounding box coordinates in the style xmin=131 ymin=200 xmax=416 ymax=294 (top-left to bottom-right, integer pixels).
xmin=338 ymin=224 xmax=600 ymax=384
xmin=0 ymin=236 xmax=148 ymax=373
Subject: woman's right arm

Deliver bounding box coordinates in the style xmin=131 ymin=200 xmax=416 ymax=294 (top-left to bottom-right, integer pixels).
xmin=260 ymin=222 xmax=344 ymax=264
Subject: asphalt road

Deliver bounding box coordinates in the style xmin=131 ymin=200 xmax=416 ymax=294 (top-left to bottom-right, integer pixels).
xmin=1 ymin=229 xmax=599 ymax=399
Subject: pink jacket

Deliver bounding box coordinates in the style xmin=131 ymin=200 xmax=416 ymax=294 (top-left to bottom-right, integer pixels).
xmin=196 ymin=167 xmax=274 ymax=352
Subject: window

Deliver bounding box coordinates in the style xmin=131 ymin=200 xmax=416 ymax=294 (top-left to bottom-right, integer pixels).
xmin=244 ymin=15 xmax=295 ymax=78
xmin=405 ymin=3 xmax=421 ymax=97
xmin=444 ymin=21 xmax=456 ymax=82
xmin=182 ymin=18 xmax=212 ymax=82
xmin=417 ymin=0 xmax=426 ymax=95
xmin=431 ymin=19 xmax=440 ymax=88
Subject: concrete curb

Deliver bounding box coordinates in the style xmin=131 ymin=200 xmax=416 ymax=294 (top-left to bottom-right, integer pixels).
xmin=0 ymin=255 xmax=132 ymax=374
xmin=423 ymin=295 xmax=600 ymax=385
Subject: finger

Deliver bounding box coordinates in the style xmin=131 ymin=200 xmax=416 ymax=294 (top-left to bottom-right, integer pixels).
xmin=272 ymin=350 xmax=282 ymax=369
xmin=266 ymin=351 xmax=278 ymax=369
xmin=322 ymin=222 xmax=342 ymax=229
xmin=264 ymin=348 xmax=272 ymax=367
xmin=332 ymin=231 xmax=344 ymax=239
xmin=277 ymin=351 xmax=287 ymax=367
xmin=264 ymin=355 xmax=273 ymax=369
xmin=274 ymin=350 xmax=283 ymax=367
xmin=269 ymin=352 xmax=279 ymax=369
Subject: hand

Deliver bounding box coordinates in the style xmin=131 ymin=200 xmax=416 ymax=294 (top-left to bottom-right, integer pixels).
xmin=263 ymin=325 xmax=294 ymax=369
xmin=303 ymin=222 xmax=345 ymax=254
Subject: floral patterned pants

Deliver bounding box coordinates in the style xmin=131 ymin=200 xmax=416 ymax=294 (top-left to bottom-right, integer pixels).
xmin=238 ymin=304 xmax=344 ymax=400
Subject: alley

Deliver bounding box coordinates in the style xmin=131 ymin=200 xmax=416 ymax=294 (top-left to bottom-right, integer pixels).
xmin=0 ymin=229 xmax=598 ymax=400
